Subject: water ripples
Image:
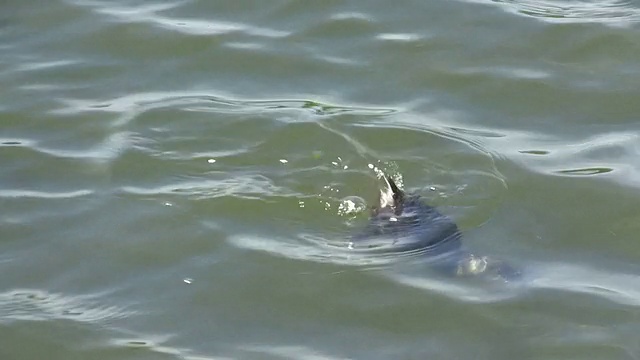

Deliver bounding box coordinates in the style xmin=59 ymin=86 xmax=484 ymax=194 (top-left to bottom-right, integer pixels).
xmin=9 ymin=84 xmax=640 ymax=311
xmin=48 ymin=89 xmax=512 ymax=283
xmin=390 ymin=258 xmax=640 ymax=307
xmin=489 ymin=129 xmax=640 ymax=185
xmin=53 ymin=92 xmax=397 ymax=118
xmin=69 ymin=0 xmax=289 ymax=38
xmin=4 ymin=0 xmax=640 ymax=357
xmin=0 ymin=289 xmax=132 ymax=324
xmin=481 ymin=0 xmax=640 ymax=25
xmin=0 ymin=189 xmax=93 ymax=199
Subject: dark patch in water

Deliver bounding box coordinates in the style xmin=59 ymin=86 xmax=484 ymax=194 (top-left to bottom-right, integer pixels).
xmin=557 ymin=167 xmax=613 ymax=175
xmin=519 ymin=149 xmax=549 ymax=155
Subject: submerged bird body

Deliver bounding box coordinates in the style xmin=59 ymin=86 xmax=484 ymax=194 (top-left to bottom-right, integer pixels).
xmin=352 ymin=176 xmax=462 ymax=255
xmin=352 ymin=175 xmax=519 ymax=279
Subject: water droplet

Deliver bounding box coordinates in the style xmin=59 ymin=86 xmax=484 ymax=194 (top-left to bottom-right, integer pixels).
xmin=337 ymin=196 xmax=367 ymax=216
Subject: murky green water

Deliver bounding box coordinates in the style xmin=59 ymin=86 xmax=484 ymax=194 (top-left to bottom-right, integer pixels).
xmin=2 ymin=0 xmax=640 ymax=359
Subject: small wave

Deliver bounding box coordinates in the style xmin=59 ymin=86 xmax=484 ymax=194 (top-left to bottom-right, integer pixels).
xmin=14 ymin=59 xmax=79 ymax=73
xmin=68 ymin=0 xmax=289 ymax=37
xmin=391 ymin=259 xmax=640 ymax=307
xmin=52 ymin=91 xmax=397 ymax=128
xmin=517 ymin=131 xmax=638 ymax=182
xmin=0 ymin=289 xmax=133 ymax=324
xmin=74 ymin=332 xmax=233 ymax=360
xmin=376 ymin=32 xmax=424 ymax=42
xmin=389 ymin=272 xmax=522 ymax=303
xmin=527 ymin=262 xmax=640 ymax=307
xmin=2 ymin=132 xmax=133 ymax=163
xmin=106 ymin=336 xmax=233 ymax=360
xmin=481 ymin=0 xmax=640 ymax=25
xmin=101 ymin=339 xmax=350 ymax=360
xmin=0 ymin=189 xmax=93 ymax=199
xmin=230 ymin=233 xmax=411 ymax=268
xmin=448 ymin=120 xmax=640 ymax=187
xmin=240 ymin=344 xmax=348 ymax=360
xmin=230 ymin=231 xmax=468 ymax=271
xmin=294 ymin=11 xmax=375 ymax=39
xmin=230 ymin=234 xmax=352 ymax=266
xmin=119 ymin=174 xmax=291 ymax=200
xmin=42 ymin=132 xmax=132 ymax=162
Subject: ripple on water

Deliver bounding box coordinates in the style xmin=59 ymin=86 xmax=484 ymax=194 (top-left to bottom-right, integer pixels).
xmin=229 ymin=163 xmax=506 ymax=273
xmin=239 ymin=344 xmax=349 ymax=360
xmin=203 ymin=101 xmax=509 ymax=273
xmin=119 ymin=174 xmax=286 ymax=200
xmin=478 ymin=0 xmax=640 ymax=25
xmin=0 ymin=189 xmax=93 ymax=199
xmin=230 ymin=232 xmax=452 ymax=269
xmin=505 ymin=131 xmax=640 ymax=185
xmin=389 ymin=256 xmax=640 ymax=307
xmin=105 ymin=336 xmax=232 ymax=360
xmin=69 ymin=0 xmax=289 ymax=38
xmin=105 ymin=339 xmax=345 ymax=360
xmin=49 ymin=85 xmax=517 ymax=305
xmin=527 ymin=262 xmax=640 ymax=307
xmin=53 ymin=91 xmax=396 ymax=122
xmin=0 ymin=289 xmax=132 ymax=324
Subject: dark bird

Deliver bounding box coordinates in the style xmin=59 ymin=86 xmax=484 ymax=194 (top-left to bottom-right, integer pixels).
xmin=352 ymin=175 xmax=519 ymax=280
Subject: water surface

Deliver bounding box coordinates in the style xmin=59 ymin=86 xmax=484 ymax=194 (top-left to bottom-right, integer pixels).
xmin=2 ymin=0 xmax=640 ymax=359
